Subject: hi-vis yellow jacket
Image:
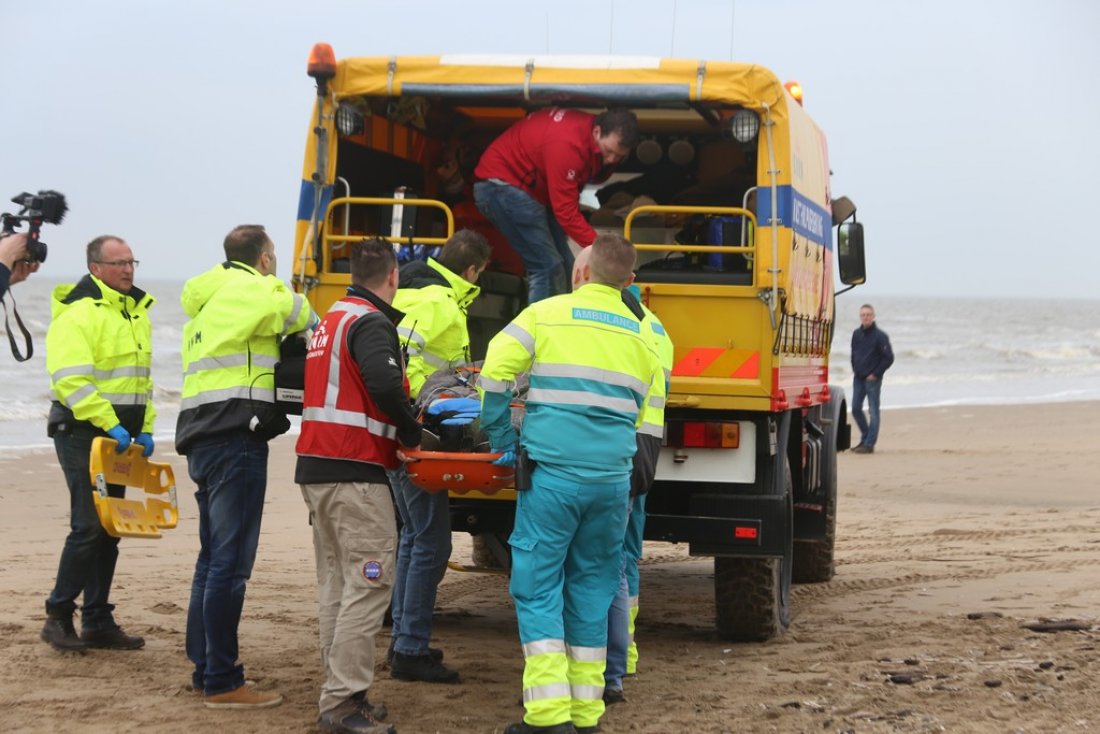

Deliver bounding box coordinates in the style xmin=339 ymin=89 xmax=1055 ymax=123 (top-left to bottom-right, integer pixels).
xmin=46 ymin=274 xmax=155 ymax=436
xmin=392 ymin=258 xmax=480 ymax=398
xmin=480 ymin=283 xmax=662 ymax=481
xmin=639 ymin=302 xmax=674 ymax=439
xmin=175 ymin=261 xmax=315 ymax=453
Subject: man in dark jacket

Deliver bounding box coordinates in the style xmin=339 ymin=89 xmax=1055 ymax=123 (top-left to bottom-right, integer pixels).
xmin=296 ymin=237 xmax=422 ymax=734
xmin=850 ymin=304 xmax=894 ymax=454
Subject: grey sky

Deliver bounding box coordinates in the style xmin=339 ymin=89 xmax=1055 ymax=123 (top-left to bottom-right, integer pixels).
xmin=4 ymin=0 xmax=1097 ymax=298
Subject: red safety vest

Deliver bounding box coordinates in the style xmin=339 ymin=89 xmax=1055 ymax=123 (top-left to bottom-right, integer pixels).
xmin=296 ymin=296 xmax=407 ymax=469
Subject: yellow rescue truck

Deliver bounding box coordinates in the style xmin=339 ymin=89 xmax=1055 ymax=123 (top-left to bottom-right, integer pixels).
xmin=291 ymin=44 xmax=868 ymax=641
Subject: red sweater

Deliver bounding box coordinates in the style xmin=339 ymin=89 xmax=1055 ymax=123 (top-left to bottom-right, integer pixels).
xmin=475 ymin=108 xmax=612 ymax=247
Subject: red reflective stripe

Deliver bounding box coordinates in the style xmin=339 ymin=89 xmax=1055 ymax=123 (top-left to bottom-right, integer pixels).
xmin=730 ymin=351 xmax=759 ymax=379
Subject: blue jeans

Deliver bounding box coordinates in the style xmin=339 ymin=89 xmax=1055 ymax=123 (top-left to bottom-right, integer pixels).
xmin=46 ymin=431 xmax=123 ymax=631
xmin=387 ymin=465 xmax=452 ymax=656
xmin=473 ymin=180 xmax=573 ymax=304
xmin=605 ymin=495 xmax=645 ymax=689
xmin=185 ymin=434 xmax=269 ymax=695
xmin=852 ymin=377 xmax=883 ymax=448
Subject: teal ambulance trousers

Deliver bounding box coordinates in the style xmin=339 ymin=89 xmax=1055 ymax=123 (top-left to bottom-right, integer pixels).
xmin=508 ymin=466 xmax=630 ymax=729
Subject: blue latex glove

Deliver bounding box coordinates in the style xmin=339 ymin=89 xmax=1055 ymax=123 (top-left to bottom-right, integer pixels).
xmin=106 ymin=424 xmax=132 ymax=453
xmin=134 ymin=432 xmax=155 ymax=458
xmin=491 ymin=447 xmax=516 ymax=467
xmin=427 ymin=397 xmax=481 ymax=415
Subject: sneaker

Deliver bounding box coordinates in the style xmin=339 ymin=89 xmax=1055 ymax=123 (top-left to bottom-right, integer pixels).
xmin=850 ymin=445 xmax=874 ymax=454
xmin=351 ymin=690 xmax=388 ymax=722
xmin=390 ymin=651 xmax=459 ymax=683
xmin=203 ymin=683 xmax=284 ymax=709
xmin=602 ymin=686 xmax=625 ymax=705
xmin=386 ymin=641 xmax=443 ymax=665
xmin=319 ymin=699 xmax=395 ymax=734
xmin=40 ymin=615 xmax=88 ymax=652
xmin=503 ymin=723 xmax=577 ymax=734
xmin=81 ymin=626 xmax=145 ymax=650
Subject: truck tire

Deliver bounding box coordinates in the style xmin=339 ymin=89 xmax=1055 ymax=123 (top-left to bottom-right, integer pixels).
xmin=471 ymin=532 xmax=510 ymax=570
xmin=793 ymin=389 xmax=843 ymax=583
xmin=714 ymin=457 xmax=792 ymax=641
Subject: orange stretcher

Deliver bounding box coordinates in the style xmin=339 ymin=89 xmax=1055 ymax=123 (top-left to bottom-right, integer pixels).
xmin=402 ymin=449 xmax=514 ymax=495
xmin=88 ymin=437 xmax=179 ymax=539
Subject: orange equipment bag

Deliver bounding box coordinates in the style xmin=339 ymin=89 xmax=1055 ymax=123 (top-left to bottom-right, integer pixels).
xmin=403 ymin=450 xmax=514 ymax=495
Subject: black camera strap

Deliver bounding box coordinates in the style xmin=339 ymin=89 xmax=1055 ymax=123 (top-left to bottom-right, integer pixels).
xmin=1 ymin=291 xmax=34 ymax=361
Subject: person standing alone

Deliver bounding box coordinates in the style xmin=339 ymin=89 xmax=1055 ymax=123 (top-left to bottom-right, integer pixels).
xmin=850 ymin=303 xmax=894 ymax=454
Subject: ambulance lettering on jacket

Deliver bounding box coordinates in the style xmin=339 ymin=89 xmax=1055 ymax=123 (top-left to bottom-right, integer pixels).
xmin=307 ymin=322 xmax=330 ymax=359
xmin=572 ymin=308 xmax=640 ymax=333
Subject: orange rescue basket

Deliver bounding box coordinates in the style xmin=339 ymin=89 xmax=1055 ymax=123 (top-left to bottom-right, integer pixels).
xmin=403 ymin=450 xmax=514 ymax=495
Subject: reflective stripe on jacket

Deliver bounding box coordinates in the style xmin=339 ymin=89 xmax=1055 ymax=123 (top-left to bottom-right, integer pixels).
xmin=480 ymin=283 xmax=662 ymax=480
xmin=296 ymin=296 xmax=407 ymax=470
xmin=637 ymin=303 xmax=673 ymax=439
xmin=175 ymin=261 xmax=314 ymax=453
xmin=46 ymin=274 xmax=155 ymax=435
xmin=392 ymin=257 xmax=479 ymax=398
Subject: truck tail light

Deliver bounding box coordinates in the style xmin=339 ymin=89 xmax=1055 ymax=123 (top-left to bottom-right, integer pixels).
xmin=667 ymin=421 xmax=740 ymax=448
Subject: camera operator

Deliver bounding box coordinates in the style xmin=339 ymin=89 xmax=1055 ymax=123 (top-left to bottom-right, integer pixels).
xmin=0 ymin=232 xmax=39 ymax=300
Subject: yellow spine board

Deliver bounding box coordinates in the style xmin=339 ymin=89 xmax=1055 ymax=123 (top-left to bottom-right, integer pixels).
xmin=89 ymin=437 xmax=178 ymax=539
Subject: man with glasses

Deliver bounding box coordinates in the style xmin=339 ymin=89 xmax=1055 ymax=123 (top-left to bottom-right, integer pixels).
xmin=42 ymin=235 xmax=154 ymax=652
xmin=473 ymin=107 xmax=640 ymax=304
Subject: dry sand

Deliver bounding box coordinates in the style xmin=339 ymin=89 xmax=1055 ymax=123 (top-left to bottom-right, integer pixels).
xmin=1 ymin=402 xmax=1098 ymax=733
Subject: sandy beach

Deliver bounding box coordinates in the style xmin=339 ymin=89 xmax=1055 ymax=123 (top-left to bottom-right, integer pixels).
xmin=1 ymin=402 xmax=1098 ymax=733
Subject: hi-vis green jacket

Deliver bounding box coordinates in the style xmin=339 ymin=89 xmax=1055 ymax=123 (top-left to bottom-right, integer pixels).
xmin=175 ymin=261 xmax=315 ymax=454
xmin=638 ymin=301 xmax=674 ymax=439
xmin=46 ymin=274 xmax=155 ymax=437
xmin=392 ymin=258 xmax=480 ymax=398
xmin=480 ymin=283 xmax=663 ymax=481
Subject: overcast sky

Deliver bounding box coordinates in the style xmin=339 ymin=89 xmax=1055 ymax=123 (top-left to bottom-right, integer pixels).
xmin=3 ymin=0 xmax=1097 ymax=299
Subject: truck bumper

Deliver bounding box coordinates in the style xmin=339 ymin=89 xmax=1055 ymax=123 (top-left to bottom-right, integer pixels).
xmin=645 ymin=492 xmax=789 ymax=557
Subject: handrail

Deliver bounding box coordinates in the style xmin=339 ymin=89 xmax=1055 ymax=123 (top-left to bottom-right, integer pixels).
xmin=623 ymin=204 xmax=756 ymax=253
xmin=320 ymin=196 xmax=456 ymax=273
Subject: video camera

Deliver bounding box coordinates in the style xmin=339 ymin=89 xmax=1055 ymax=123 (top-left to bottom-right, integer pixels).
xmin=0 ymin=190 xmax=68 ymax=263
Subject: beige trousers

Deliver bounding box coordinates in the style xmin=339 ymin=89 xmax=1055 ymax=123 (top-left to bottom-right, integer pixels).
xmin=300 ymin=481 xmax=396 ymax=714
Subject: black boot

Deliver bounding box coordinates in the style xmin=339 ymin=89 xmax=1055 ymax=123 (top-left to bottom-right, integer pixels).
xmin=81 ymin=625 xmax=145 ymax=650
xmin=390 ymin=651 xmax=460 ymax=683
xmin=386 ymin=640 xmax=444 ymax=665
xmin=351 ymin=690 xmax=387 ymax=722
xmin=41 ymin=611 xmax=87 ymax=652
xmin=503 ymin=723 xmax=577 ymax=734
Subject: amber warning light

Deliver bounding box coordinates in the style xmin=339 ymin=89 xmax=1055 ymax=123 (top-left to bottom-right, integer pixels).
xmin=308 ymin=43 xmax=337 ymax=80
xmin=785 ymin=80 xmax=804 ymax=106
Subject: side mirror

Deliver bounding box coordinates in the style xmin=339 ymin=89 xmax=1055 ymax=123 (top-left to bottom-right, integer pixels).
xmin=837 ymin=222 xmax=866 ymax=285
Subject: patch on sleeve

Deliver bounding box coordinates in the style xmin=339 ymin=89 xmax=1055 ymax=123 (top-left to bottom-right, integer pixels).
xmin=362 ymin=560 xmax=384 ymax=581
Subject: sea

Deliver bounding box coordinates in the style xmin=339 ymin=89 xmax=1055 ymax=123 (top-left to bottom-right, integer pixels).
xmin=2 ymin=277 xmax=1099 ymax=455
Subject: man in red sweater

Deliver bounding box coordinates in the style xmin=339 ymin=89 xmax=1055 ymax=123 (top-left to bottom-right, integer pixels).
xmin=473 ymin=107 xmax=639 ymax=303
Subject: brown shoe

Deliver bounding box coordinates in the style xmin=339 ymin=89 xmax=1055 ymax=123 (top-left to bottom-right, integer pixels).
xmin=850 ymin=444 xmax=873 ymax=454
xmin=204 ymin=683 xmax=283 ymax=709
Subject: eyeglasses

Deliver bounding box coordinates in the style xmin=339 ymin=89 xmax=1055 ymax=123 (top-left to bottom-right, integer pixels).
xmin=95 ymin=259 xmax=140 ymax=268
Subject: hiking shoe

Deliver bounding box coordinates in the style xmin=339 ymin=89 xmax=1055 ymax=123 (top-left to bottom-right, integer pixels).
xmin=203 ymin=683 xmax=284 ymax=709
xmin=81 ymin=626 xmax=145 ymax=650
xmin=319 ymin=699 xmax=395 ymax=734
xmin=602 ymin=686 xmax=625 ymax=705
xmin=503 ymin=723 xmax=577 ymax=734
xmin=386 ymin=641 xmax=443 ymax=665
xmin=390 ymin=651 xmax=459 ymax=683
xmin=351 ymin=690 xmax=388 ymax=722
xmin=40 ymin=615 xmax=88 ymax=652
xmin=850 ymin=445 xmax=874 ymax=454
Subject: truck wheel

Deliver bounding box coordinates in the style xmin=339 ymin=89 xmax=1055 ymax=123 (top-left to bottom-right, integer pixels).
xmin=471 ymin=532 xmax=510 ymax=570
xmin=714 ymin=458 xmax=792 ymax=641
xmin=792 ymin=436 xmax=837 ymax=583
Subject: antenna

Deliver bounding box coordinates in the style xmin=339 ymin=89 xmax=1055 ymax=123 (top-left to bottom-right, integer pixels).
xmin=729 ymin=0 xmax=736 ymax=60
xmin=609 ymin=0 xmax=614 ymax=54
xmin=671 ymin=0 xmax=678 ymax=57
